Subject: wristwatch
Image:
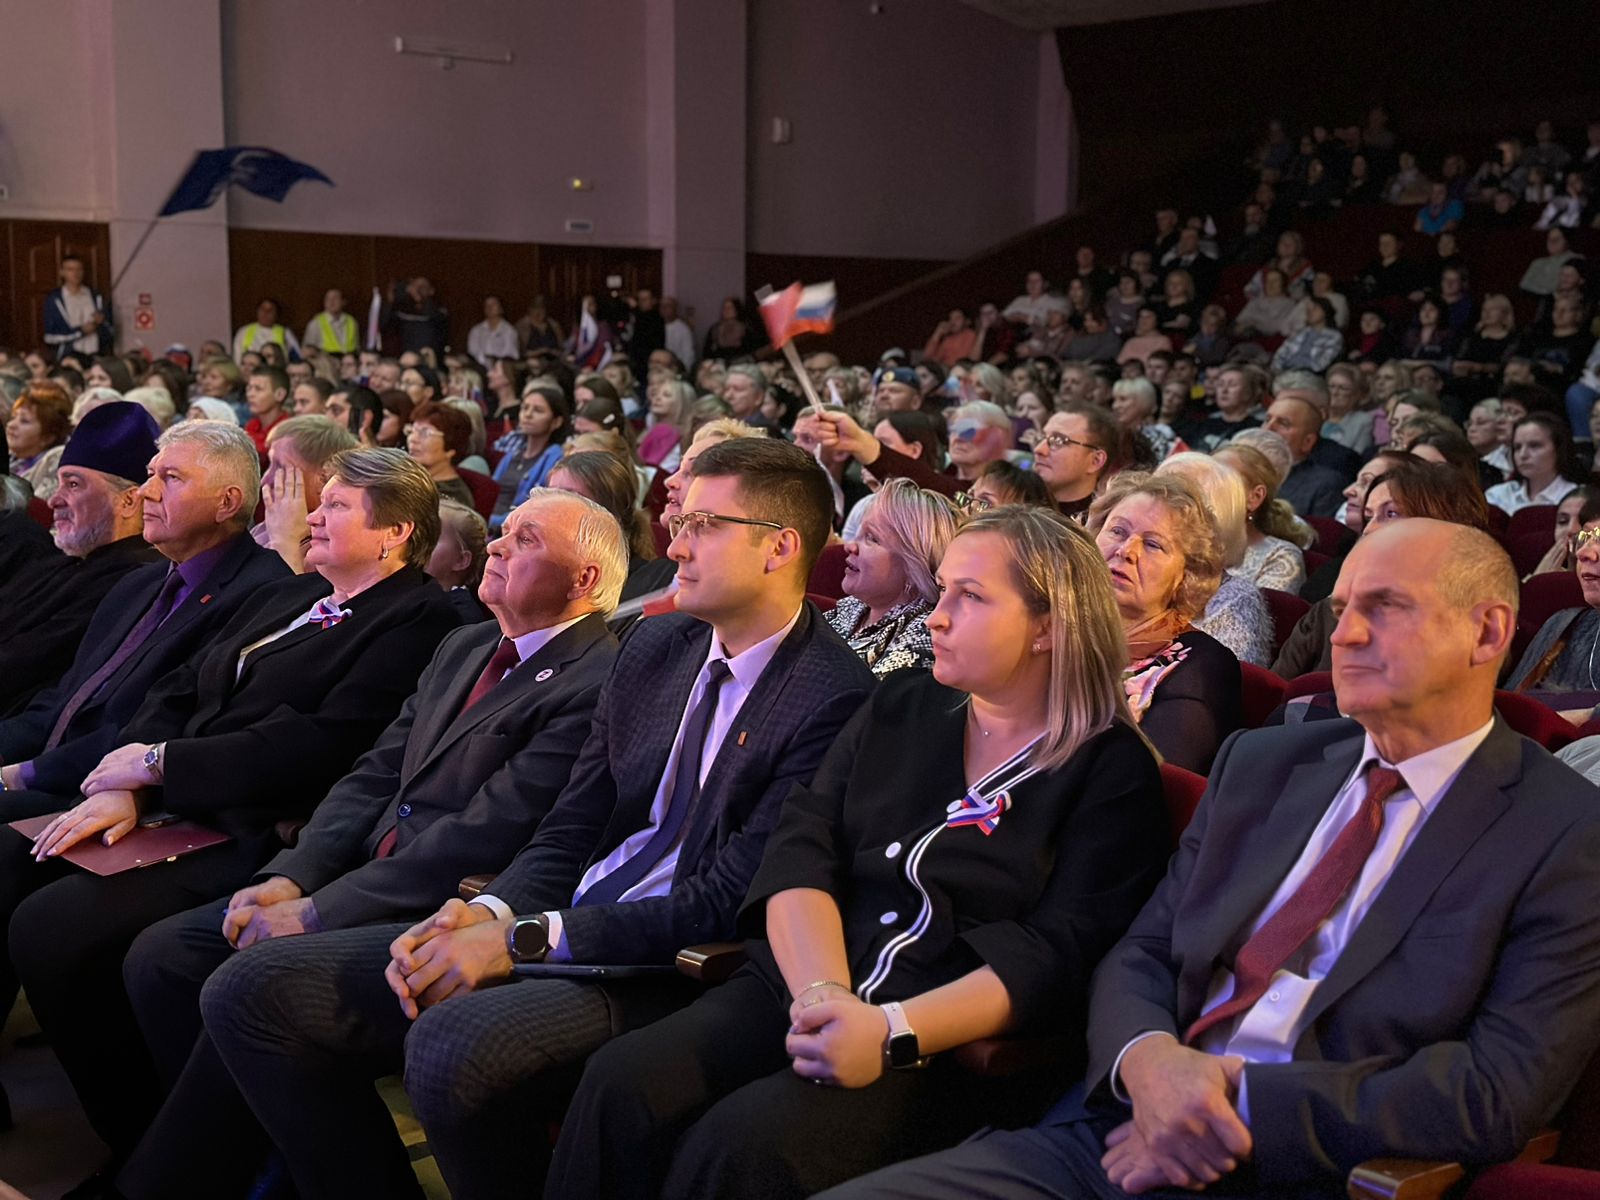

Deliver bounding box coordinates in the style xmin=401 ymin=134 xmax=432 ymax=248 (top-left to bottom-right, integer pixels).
xmin=506 ymin=913 xmax=551 ymax=964
xmin=881 ymin=1001 xmax=927 ymax=1070
xmin=142 ymin=743 xmax=165 ymax=783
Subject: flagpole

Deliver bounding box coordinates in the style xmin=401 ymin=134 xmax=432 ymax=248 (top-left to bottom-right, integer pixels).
xmin=109 ymin=217 xmax=163 ymax=297
xmin=755 ymin=284 xmax=827 ymax=418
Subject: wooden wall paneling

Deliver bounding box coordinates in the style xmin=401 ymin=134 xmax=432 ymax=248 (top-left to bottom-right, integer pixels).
xmin=228 ymin=228 xmax=377 ymax=349
xmin=1 ymin=221 xmax=110 ymax=351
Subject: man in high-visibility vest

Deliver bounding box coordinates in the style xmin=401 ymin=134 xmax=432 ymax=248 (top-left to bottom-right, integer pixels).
xmin=301 ymin=288 xmax=359 ymax=355
xmin=232 ymin=299 xmax=302 ymax=362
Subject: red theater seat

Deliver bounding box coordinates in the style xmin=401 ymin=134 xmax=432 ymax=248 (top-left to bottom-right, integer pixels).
xmin=1239 ymin=662 xmax=1286 ymax=729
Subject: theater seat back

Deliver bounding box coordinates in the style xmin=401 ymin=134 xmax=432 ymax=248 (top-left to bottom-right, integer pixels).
xmin=1159 ymin=762 xmax=1207 ymax=849
xmin=1262 ymin=588 xmax=1311 ymax=659
xmin=458 ymin=468 xmax=498 ymax=521
xmin=1239 ymin=662 xmax=1287 ymax=729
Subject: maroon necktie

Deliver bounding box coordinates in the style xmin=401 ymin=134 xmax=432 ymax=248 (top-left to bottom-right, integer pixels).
xmin=1184 ymin=764 xmax=1407 ymax=1047
xmin=460 ymin=637 xmax=522 ymax=714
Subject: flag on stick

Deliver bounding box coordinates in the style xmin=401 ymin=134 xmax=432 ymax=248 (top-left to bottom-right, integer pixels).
xmin=758 ymin=281 xmax=837 ymax=348
xmin=158 ymin=147 xmax=333 ymax=217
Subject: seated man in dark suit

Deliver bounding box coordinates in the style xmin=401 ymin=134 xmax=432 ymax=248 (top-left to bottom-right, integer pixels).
xmin=0 ymin=402 xmax=163 ymax=712
xmin=109 ymin=488 xmax=627 ymax=1199
xmin=0 ymin=421 xmax=288 ymax=813
xmin=826 ymin=519 xmax=1600 ymax=1200
xmin=197 ymin=438 xmax=877 ymax=1200
xmin=0 ymin=448 xmax=460 ymax=1178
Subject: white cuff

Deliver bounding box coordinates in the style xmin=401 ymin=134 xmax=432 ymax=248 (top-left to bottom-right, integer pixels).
xmin=543 ymin=911 xmax=570 ymax=962
xmin=469 ymin=894 xmax=513 ymax=922
xmin=1109 ymin=1030 xmax=1178 ymax=1104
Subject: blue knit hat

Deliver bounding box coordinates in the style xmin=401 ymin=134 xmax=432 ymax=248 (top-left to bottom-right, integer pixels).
xmin=59 ymin=401 xmax=159 ymax=483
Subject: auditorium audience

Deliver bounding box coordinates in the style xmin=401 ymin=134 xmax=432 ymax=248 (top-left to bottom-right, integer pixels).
xmin=828 ymin=517 xmax=1600 ymax=1200
xmin=0 ymin=403 xmax=162 ymax=712
xmin=241 ymin=365 xmax=291 ymax=459
xmin=1092 ymin=473 xmax=1242 ymax=772
xmin=1033 ymin=402 xmax=1120 ymax=519
xmin=547 ymin=504 xmax=1169 ymax=1200
xmin=824 ymin=478 xmax=956 ymax=678
xmin=404 ymin=400 xmax=475 ymax=510
xmin=0 ymin=447 xmax=459 ymax=1180
xmin=107 ymin=488 xmax=628 ymax=1199
xmin=547 ymin=449 xmax=662 ymax=600
xmin=0 ymin=422 xmax=286 ymax=812
xmin=1263 ymin=384 xmax=1350 ymax=518
xmin=6 ymin=379 xmax=73 ymax=501
xmin=961 ymin=458 xmax=1055 ymax=511
xmin=194 ymin=438 xmax=875 ymax=1199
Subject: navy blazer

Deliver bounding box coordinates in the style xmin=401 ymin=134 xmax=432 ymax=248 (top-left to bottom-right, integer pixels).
xmin=1085 ymin=718 xmax=1600 ymax=1187
xmin=262 ymin=614 xmax=618 ymax=929
xmin=484 ymin=602 xmax=877 ymax=964
xmin=0 ymin=532 xmax=289 ymax=795
xmin=121 ymin=566 xmax=460 ymax=844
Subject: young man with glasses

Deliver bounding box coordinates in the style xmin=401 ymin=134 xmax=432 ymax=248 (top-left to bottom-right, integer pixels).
xmin=192 ymin=437 xmax=878 ymax=1199
xmin=1033 ymin=401 xmax=1120 ymax=519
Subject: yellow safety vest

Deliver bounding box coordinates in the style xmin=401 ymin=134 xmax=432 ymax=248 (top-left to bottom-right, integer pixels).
xmin=242 ymin=323 xmax=287 ymax=349
xmin=314 ymin=312 xmax=357 ymax=353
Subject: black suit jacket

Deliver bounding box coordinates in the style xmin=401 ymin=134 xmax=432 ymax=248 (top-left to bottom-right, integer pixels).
xmin=484 ymin=602 xmax=877 ymax=964
xmin=261 ymin=614 xmax=618 ymax=929
xmin=1085 ymin=719 xmax=1600 ymax=1186
xmin=0 ymin=535 xmax=162 ymax=713
xmin=121 ymin=566 xmax=460 ymax=846
xmin=0 ymin=532 xmax=289 ymax=795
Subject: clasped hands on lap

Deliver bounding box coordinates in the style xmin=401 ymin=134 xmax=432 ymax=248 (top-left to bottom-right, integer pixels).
xmin=1105 ymin=1033 xmax=1251 ymax=1195
xmin=29 ymin=741 xmax=157 ymax=860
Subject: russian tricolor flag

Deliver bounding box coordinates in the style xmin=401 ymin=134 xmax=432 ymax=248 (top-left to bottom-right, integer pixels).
xmin=758 ymin=281 xmax=837 ymax=348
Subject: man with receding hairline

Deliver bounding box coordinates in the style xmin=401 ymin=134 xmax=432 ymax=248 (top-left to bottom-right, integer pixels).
xmin=829 ymin=518 xmax=1600 ymax=1200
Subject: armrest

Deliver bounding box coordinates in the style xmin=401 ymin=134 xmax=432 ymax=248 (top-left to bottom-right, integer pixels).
xmin=675 ymin=942 xmax=746 ymax=985
xmin=458 ymin=873 xmax=496 ymax=901
xmin=1346 ymin=1159 xmax=1466 ymax=1200
xmin=1347 ymin=1128 xmax=1561 ymax=1200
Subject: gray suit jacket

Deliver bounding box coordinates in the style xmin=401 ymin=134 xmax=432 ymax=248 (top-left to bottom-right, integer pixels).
xmin=262 ymin=614 xmax=618 ymax=928
xmin=1085 ymin=718 xmax=1600 ymax=1186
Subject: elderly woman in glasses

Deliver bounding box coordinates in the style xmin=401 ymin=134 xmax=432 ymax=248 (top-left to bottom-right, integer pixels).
xmin=1507 ymin=518 xmax=1600 ymax=694
xmin=824 ymin=479 xmax=958 ymax=678
xmin=548 ymin=506 xmax=1168 ymax=1200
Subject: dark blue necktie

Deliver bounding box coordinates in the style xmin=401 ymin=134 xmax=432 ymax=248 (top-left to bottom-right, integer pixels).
xmin=577 ymin=658 xmax=733 ymax=907
xmin=45 ymin=569 xmax=185 ymax=750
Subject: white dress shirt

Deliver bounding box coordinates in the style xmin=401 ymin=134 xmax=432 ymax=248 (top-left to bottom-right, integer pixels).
xmin=474 ymin=608 xmax=803 ymax=960
xmin=1113 ymin=719 xmax=1495 ymax=1119
xmin=1485 ymin=476 xmax=1577 ymax=516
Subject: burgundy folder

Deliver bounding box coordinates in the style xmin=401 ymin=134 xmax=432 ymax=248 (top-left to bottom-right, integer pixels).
xmin=8 ymin=814 xmax=231 ymax=876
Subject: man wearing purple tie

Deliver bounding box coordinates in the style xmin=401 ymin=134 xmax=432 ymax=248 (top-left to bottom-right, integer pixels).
xmin=0 ymin=422 xmax=287 ymax=814
xmin=826 ymin=520 xmax=1600 ymax=1200
xmin=197 ymin=438 xmax=876 ymax=1200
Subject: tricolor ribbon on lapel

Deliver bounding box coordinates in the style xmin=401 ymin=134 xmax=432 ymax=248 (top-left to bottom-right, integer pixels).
xmin=308 ymin=597 xmax=352 ymax=629
xmin=946 ymin=787 xmax=1012 ymax=836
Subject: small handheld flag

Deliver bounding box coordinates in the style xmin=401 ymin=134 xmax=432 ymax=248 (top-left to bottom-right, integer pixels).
xmin=757 ymin=281 xmax=838 ymax=417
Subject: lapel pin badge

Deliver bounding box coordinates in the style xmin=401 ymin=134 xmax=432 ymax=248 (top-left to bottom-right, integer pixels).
xmin=200 ymin=594 xmax=212 ymax=604
xmin=737 ymin=731 xmax=748 ymax=746
xmin=535 ymin=668 xmax=554 ymax=682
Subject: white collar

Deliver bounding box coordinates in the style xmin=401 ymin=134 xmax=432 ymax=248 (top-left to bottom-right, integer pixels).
xmin=705 ymin=606 xmax=803 ymax=692
xmin=1351 ymin=718 xmax=1496 ymax=813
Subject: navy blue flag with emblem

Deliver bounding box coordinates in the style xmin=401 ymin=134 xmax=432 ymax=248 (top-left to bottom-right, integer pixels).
xmin=158 ymin=147 xmax=333 ymax=217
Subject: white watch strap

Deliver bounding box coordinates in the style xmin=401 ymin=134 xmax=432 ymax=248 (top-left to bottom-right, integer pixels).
xmin=882 ymin=1000 xmax=912 ymax=1039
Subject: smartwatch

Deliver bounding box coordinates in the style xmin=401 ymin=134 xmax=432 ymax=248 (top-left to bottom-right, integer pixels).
xmin=881 ymin=1001 xmax=927 ymax=1070
xmin=506 ymin=913 xmax=551 ymax=964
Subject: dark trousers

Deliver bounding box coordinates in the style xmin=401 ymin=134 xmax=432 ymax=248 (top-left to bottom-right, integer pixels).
xmin=545 ymin=967 xmax=1010 ymax=1200
xmin=118 ymin=898 xmax=265 ymax=1200
xmin=0 ymin=826 xmax=265 ymax=1159
xmin=198 ymin=921 xmax=698 ymax=1200
xmin=814 ymin=1114 xmax=1342 ymax=1200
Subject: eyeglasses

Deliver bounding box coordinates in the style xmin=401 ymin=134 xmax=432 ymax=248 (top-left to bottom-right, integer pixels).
xmin=1575 ymin=527 xmax=1600 ymax=549
xmin=1038 ymin=431 xmax=1100 ymax=453
xmin=952 ymin=492 xmax=994 ymax=514
xmin=403 ymin=424 xmax=443 ymax=441
xmin=666 ymin=511 xmax=785 ymax=540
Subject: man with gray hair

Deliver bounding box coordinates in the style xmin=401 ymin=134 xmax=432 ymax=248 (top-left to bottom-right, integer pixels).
xmin=946 ymin=400 xmax=1014 ymax=480
xmin=255 ymin=413 xmax=360 ymax=573
xmin=113 ymin=487 xmax=626 ymax=1198
xmin=721 ymin=363 xmax=767 ymax=421
xmin=0 ymin=403 xmax=164 ymax=712
xmin=0 ymin=421 xmax=289 ymax=813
